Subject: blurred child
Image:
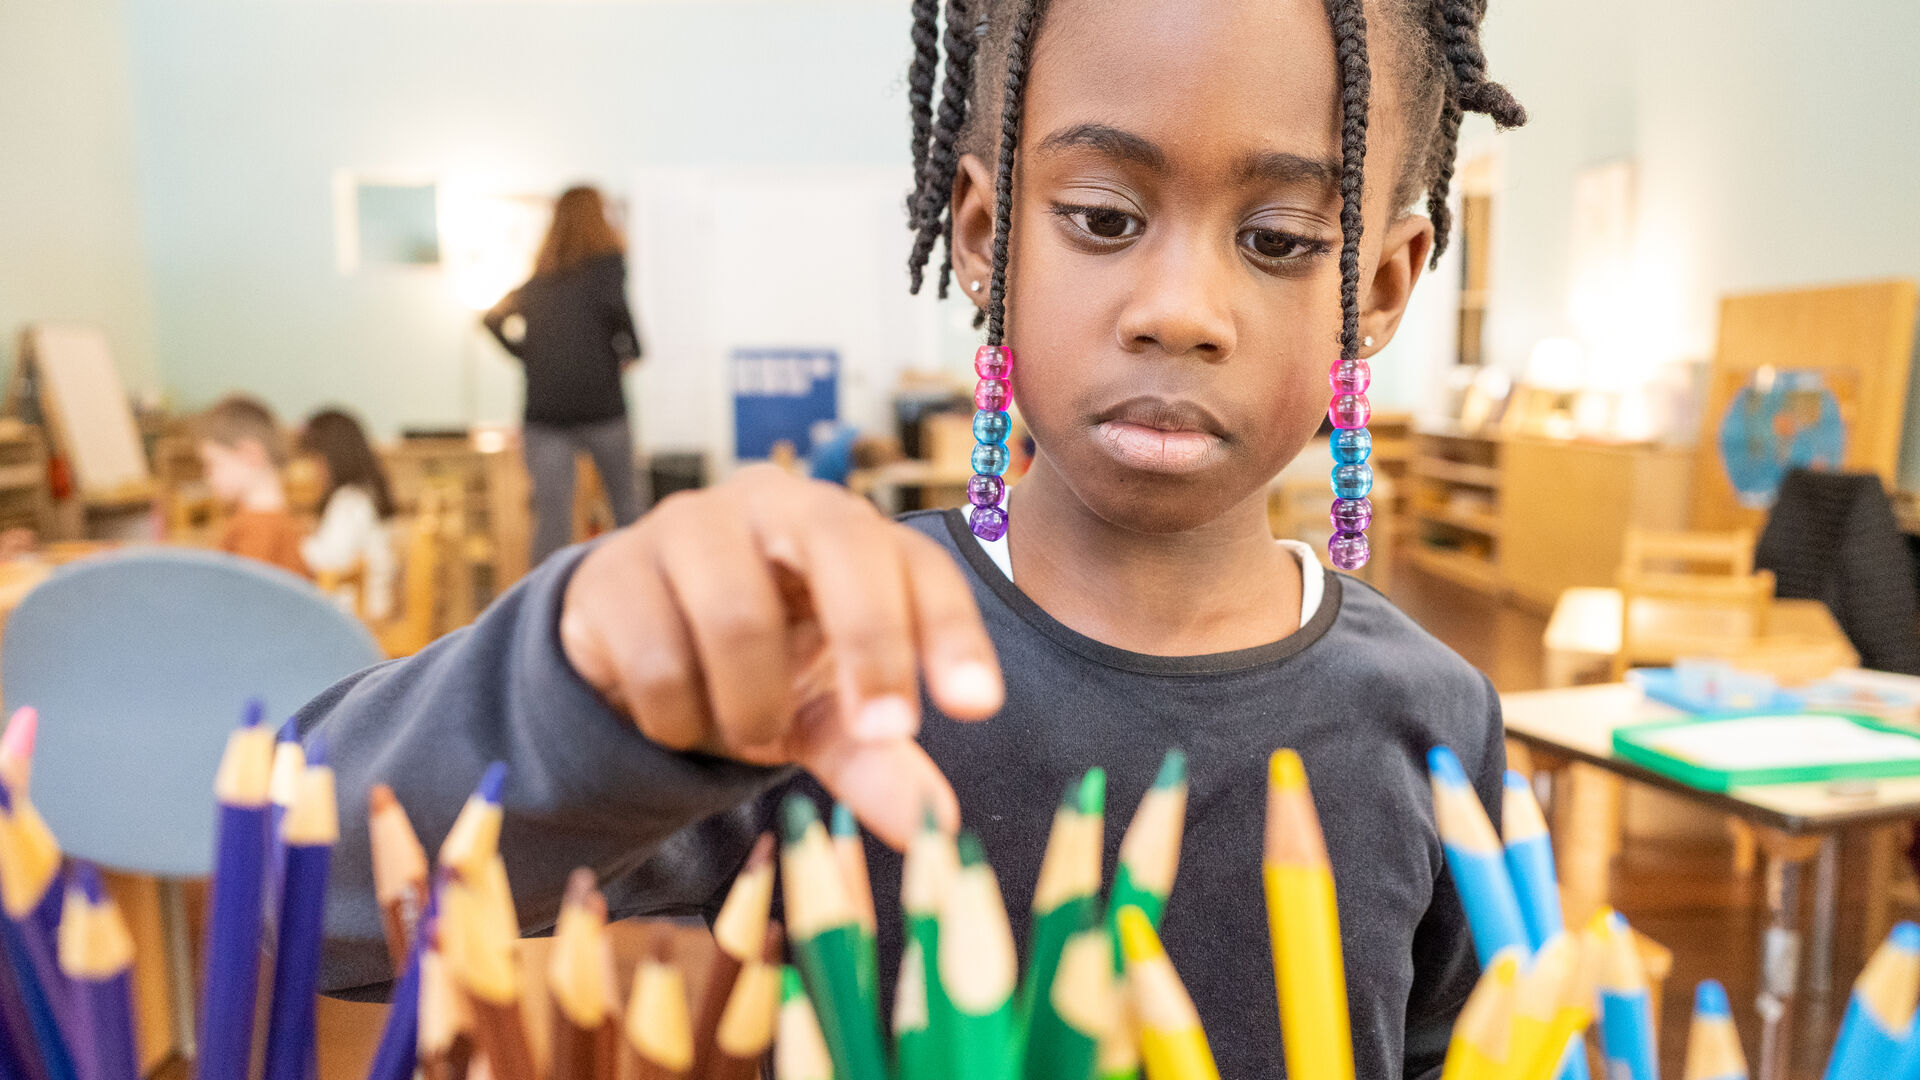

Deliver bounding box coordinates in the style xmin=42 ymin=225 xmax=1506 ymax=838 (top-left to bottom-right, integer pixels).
xmin=298 ymin=408 xmax=397 ymax=620
xmin=197 ymin=395 xmax=307 ymax=577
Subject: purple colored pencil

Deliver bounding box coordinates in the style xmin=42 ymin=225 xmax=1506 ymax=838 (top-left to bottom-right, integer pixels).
xmin=0 ymin=946 xmax=49 ymax=1080
xmin=195 ymin=704 xmax=276 ymax=1080
xmin=262 ymin=741 xmax=337 ymax=1080
xmin=0 ymin=779 xmax=78 ymax=1080
xmin=364 ymin=877 xmax=444 ymax=1080
xmin=57 ymin=863 xmax=139 ymax=1080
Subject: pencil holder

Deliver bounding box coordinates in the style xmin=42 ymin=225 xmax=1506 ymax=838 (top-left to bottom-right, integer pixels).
xmin=969 ymin=346 xmax=1014 ymax=541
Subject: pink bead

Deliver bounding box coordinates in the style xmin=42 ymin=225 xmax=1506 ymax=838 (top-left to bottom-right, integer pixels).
xmin=1328 ymin=393 xmax=1371 ymax=430
xmin=1329 ymin=530 xmax=1371 ymax=570
xmin=1330 ymin=357 xmax=1371 ymax=395
xmin=975 ymin=379 xmax=1012 ymax=412
xmin=974 ymin=345 xmax=1014 ymax=380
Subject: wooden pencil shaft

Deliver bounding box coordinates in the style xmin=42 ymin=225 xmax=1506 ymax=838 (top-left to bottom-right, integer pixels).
xmin=465 ymin=996 xmax=538 ymax=1080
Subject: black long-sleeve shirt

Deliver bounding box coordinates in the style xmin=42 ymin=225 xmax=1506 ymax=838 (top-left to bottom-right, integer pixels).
xmin=484 ymin=252 xmax=640 ymax=425
xmin=304 ymin=509 xmax=1505 ymax=1080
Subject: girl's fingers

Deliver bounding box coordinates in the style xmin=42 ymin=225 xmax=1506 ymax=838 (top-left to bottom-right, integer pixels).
xmin=790 ymin=694 xmax=959 ymax=849
xmin=898 ymin=528 xmax=1003 ymax=720
xmin=652 ymin=496 xmax=795 ymax=752
xmin=799 ymin=508 xmax=922 ymax=742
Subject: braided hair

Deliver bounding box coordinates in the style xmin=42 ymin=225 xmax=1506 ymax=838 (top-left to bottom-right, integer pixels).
xmin=902 ymin=0 xmax=1527 ymax=347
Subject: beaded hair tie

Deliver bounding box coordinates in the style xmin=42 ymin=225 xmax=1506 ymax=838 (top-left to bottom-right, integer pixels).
xmin=967 ymin=345 xmax=1013 ymax=541
xmin=1327 ymin=342 xmax=1373 ymax=570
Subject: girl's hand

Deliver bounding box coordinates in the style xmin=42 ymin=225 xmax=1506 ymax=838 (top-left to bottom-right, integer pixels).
xmin=560 ymin=465 xmax=1004 ymax=848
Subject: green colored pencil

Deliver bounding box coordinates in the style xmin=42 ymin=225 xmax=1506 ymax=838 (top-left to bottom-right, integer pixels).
xmin=937 ymin=832 xmax=1019 ymax=1080
xmin=830 ymin=803 xmax=879 ymax=1003
xmin=1022 ymin=769 xmax=1106 ymax=1080
xmin=775 ymin=967 xmax=835 ymax=1080
xmin=1024 ymin=922 xmax=1115 ymax=1080
xmin=779 ymin=796 xmax=887 ymax=1080
xmin=897 ymin=810 xmax=955 ymax=1080
xmin=1107 ymin=750 xmax=1188 ymax=957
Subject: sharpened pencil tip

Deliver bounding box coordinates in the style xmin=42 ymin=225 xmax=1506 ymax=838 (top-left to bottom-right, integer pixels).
xmin=69 ymin=860 xmax=105 ymax=903
xmin=1503 ymin=769 xmax=1531 ymax=791
xmin=1076 ymin=767 xmax=1106 ymax=816
xmin=1115 ymin=906 xmax=1160 ymax=965
xmin=1694 ymin=979 xmax=1730 ymax=1017
xmin=956 ymin=830 xmax=986 ymax=867
xmin=277 ymin=717 xmax=299 ymax=743
xmin=1153 ymin=749 xmax=1187 ymax=789
xmin=1268 ymin=748 xmax=1307 ymax=792
xmin=0 ymin=776 xmax=15 ymax=812
xmin=303 ymin=737 xmax=326 ymax=767
xmin=745 ymin=832 xmax=776 ymax=871
xmin=477 ymin=761 xmax=507 ymax=804
xmin=241 ymin=698 xmax=266 ymax=728
xmin=830 ymin=803 xmax=857 ymax=838
xmin=1890 ymin=921 xmax=1920 ymax=952
xmin=780 ymin=965 xmax=804 ymax=1002
xmin=369 ymin=784 xmax=397 ymax=814
xmin=780 ymin=795 xmax=820 ymax=843
xmin=1427 ymin=746 xmax=1467 ymax=786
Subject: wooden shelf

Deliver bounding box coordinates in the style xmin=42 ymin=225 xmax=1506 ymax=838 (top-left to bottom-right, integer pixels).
xmin=1408 ymin=544 xmax=1503 ymax=595
xmin=1414 ymin=507 xmax=1502 ymax=537
xmin=1412 ymin=458 xmax=1501 ymax=488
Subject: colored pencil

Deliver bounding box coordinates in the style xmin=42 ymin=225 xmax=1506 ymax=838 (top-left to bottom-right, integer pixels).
xmin=776 ymin=967 xmax=834 ymax=1080
xmin=831 ymin=805 xmax=879 ymax=1002
xmin=623 ymin=931 xmax=692 ymax=1080
xmin=438 ymin=762 xmax=508 ymax=880
xmin=779 ymin=795 xmax=887 ymax=1080
xmin=1428 ymin=746 xmax=1531 ymax=965
xmin=937 ymin=831 xmax=1019 ymax=1080
xmin=549 ymin=869 xmax=617 ymax=1080
xmin=1025 ymin=769 xmax=1106 ymax=1080
xmin=1508 ymin=933 xmax=1577 ymax=1080
xmin=1116 ymin=906 xmax=1218 ymax=1080
xmin=268 ymin=718 xmax=305 ymax=864
xmin=415 ymin=917 xmax=474 ymax=1080
xmin=1439 ymin=946 xmax=1521 ymax=1080
xmin=1095 ymin=992 xmax=1141 ymax=1080
xmin=691 ymin=834 xmax=775 ymax=1080
xmin=1518 ymin=919 xmax=1604 ymax=1080
xmin=0 ymin=778 xmax=76 ymax=1080
xmin=365 ymin=876 xmax=442 ymax=1080
xmin=897 ymin=809 xmax=955 ymax=1080
xmin=56 ymin=863 xmax=138 ymax=1080
xmin=0 ymin=943 xmax=46 ymax=1080
xmin=370 ymin=784 xmax=429 ymax=977
xmin=1109 ymin=751 xmax=1187 ymax=947
xmin=711 ymin=923 xmax=784 ymax=1080
xmin=196 ymin=703 xmax=275 ymax=1080
xmin=440 ymin=871 xmax=536 ymax=1080
xmin=263 ymin=744 xmax=338 ymax=1080
xmin=1824 ymin=921 xmax=1920 ymax=1080
xmin=1598 ymin=911 xmax=1658 ymax=1080
xmin=1263 ymin=749 xmax=1354 ymax=1080
xmin=1024 ymin=923 xmax=1115 ymax=1080
xmin=1684 ymin=980 xmax=1748 ymax=1080
xmin=0 ymin=707 xmax=37 ymax=791
xmin=1501 ymin=772 xmax=1590 ymax=1080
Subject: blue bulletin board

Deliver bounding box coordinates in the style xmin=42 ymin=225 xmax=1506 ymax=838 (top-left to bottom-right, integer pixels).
xmin=732 ymin=348 xmax=839 ymax=461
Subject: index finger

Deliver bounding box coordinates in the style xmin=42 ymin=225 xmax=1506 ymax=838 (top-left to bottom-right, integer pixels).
xmin=897 ymin=527 xmax=1003 ymax=720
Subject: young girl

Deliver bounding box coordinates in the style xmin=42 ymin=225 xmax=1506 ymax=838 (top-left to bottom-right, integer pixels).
xmin=297 ymin=409 xmax=397 ymax=621
xmin=308 ymin=1 xmax=1524 ymax=1074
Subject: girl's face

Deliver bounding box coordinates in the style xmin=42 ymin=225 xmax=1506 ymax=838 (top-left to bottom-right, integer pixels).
xmin=952 ymin=0 xmax=1432 ymax=534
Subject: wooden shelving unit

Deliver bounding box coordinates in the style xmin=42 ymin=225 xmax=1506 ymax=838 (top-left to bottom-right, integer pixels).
xmin=1407 ymin=428 xmax=1504 ymax=596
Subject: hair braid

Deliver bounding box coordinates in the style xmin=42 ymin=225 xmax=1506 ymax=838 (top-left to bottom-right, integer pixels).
xmin=1438 ymin=0 xmax=1526 ymax=125
xmin=984 ymin=0 xmax=1047 ymax=345
xmin=907 ymin=0 xmax=940 ymax=216
xmin=907 ymin=0 xmax=981 ymax=296
xmin=1328 ymin=0 xmax=1372 ymax=361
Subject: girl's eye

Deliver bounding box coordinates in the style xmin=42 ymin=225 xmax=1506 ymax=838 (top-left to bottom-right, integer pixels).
xmin=1054 ymin=204 xmax=1143 ymax=242
xmin=1241 ymin=229 xmax=1327 ymax=262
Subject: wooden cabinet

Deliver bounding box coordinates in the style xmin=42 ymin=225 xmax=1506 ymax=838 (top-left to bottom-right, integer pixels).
xmin=1499 ymin=437 xmax=1691 ymax=609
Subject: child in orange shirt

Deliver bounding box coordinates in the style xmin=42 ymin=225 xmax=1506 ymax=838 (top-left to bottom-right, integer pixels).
xmin=197 ymin=395 xmax=308 ymax=578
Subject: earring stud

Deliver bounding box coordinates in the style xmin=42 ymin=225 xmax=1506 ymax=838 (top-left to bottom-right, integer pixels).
xmin=1363 ymin=335 xmax=1374 ymax=349
xmin=969 ymin=280 xmax=982 ymax=294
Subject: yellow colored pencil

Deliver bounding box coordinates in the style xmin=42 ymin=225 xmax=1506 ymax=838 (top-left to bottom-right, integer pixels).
xmin=1508 ymin=933 xmax=1577 ymax=1080
xmin=1263 ymin=749 xmax=1354 ymax=1080
xmin=1439 ymin=946 xmax=1521 ymax=1080
xmin=1116 ymin=906 xmax=1218 ymax=1080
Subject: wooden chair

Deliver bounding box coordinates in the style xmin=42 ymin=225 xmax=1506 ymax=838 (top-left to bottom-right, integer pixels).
xmin=376 ymin=501 xmax=446 ymax=658
xmin=1611 ymin=528 xmax=1776 ymax=680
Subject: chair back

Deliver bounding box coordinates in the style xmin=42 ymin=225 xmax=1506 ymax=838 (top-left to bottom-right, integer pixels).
xmin=377 ymin=498 xmax=446 ymax=658
xmin=1613 ymin=528 xmax=1775 ymax=677
xmin=0 ymin=547 xmax=381 ymax=876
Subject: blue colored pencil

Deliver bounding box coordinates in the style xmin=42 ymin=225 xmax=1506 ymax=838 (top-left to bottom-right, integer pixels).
xmin=1824 ymin=922 xmax=1920 ymax=1080
xmin=1501 ymin=771 xmax=1589 ymax=1080
xmin=266 ymin=717 xmax=306 ymax=914
xmin=1684 ymin=980 xmax=1747 ymax=1080
xmin=196 ymin=707 xmax=276 ymax=1080
xmin=57 ymin=863 xmax=139 ymax=1080
xmin=0 ymin=778 xmax=78 ymax=1080
xmin=438 ymin=762 xmax=507 ymax=880
xmin=365 ymin=876 xmax=443 ymax=1080
xmin=263 ymin=742 xmax=338 ymax=1080
xmin=1598 ymin=912 xmax=1658 ymax=1080
xmin=0 ymin=941 xmax=48 ymax=1080
xmin=1428 ymin=747 xmax=1531 ymax=965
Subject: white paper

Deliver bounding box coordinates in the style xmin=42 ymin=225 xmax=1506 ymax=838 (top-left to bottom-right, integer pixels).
xmin=1646 ymin=715 xmax=1920 ymax=771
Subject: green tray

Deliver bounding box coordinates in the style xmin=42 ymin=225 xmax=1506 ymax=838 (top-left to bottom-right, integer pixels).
xmin=1611 ymin=711 xmax=1920 ymax=791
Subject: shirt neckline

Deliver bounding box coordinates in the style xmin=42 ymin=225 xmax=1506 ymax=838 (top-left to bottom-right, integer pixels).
xmin=937 ymin=507 xmax=1343 ymax=677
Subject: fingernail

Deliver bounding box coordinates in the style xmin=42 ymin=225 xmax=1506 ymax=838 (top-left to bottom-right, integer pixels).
xmin=854 ymin=696 xmax=917 ymax=741
xmin=943 ymin=661 xmax=1002 ymax=713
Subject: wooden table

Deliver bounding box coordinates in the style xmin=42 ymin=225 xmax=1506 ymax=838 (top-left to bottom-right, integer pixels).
xmin=1542 ymin=586 xmax=1858 ymax=687
xmin=1503 ymin=680 xmax=1920 ymax=1080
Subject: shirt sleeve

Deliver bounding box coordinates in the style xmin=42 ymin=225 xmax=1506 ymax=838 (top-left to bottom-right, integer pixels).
xmin=303 ymin=541 xmax=788 ymax=997
xmin=1402 ymin=675 xmax=1507 ymax=1080
xmin=300 ymin=488 xmax=372 ymax=574
xmin=483 ymin=289 xmax=527 ymax=359
xmin=602 ymin=258 xmax=642 ymax=362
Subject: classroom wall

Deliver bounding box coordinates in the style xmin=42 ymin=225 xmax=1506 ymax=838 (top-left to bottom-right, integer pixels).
xmin=0 ymin=0 xmax=159 ymax=396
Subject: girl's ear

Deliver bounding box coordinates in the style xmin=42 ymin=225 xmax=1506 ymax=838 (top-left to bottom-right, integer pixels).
xmin=1359 ymin=215 xmax=1435 ymax=358
xmin=950 ymin=153 xmax=997 ymax=314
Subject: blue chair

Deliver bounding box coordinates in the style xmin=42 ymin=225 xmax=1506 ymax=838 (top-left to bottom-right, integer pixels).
xmin=0 ymin=547 xmax=382 ymax=1053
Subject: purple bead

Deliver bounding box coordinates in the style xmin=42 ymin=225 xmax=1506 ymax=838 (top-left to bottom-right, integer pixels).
xmin=969 ymin=504 xmax=1008 ymax=541
xmin=1330 ymin=357 xmax=1372 ymax=395
xmin=967 ymin=474 xmax=1005 ymax=507
xmin=1329 ymin=529 xmax=1371 ymax=570
xmin=975 ymin=379 xmax=1012 ymax=412
xmin=974 ymin=345 xmax=1014 ymax=380
xmin=1328 ymin=393 xmax=1371 ymax=430
xmin=1331 ymin=496 xmax=1372 ymax=533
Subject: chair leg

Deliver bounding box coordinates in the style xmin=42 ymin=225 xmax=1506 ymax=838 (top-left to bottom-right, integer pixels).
xmin=1729 ymin=818 xmax=1759 ymax=876
xmin=159 ymin=879 xmax=197 ymax=1062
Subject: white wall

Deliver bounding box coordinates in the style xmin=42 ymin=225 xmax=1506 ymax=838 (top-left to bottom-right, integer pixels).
xmin=0 ymin=0 xmax=158 ymax=395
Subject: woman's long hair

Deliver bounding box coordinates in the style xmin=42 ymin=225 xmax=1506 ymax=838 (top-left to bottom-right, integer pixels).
xmin=300 ymin=408 xmax=395 ymax=519
xmin=532 ymin=185 xmax=624 ymax=278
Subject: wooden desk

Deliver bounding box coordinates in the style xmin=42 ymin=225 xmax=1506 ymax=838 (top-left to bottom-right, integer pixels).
xmin=1543 ymin=586 xmax=1858 ymax=687
xmin=1504 ymin=680 xmax=1920 ymax=1080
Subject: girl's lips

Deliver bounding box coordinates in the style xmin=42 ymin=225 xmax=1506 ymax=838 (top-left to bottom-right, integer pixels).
xmin=1095 ymin=420 xmax=1226 ymax=474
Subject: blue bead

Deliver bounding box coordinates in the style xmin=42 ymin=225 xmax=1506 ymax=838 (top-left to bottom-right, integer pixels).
xmin=971 ymin=442 xmax=1010 ymax=476
xmin=972 ymin=409 xmax=1011 ymax=445
xmin=1331 ymin=462 xmax=1373 ymax=499
xmin=1332 ymin=427 xmax=1372 ymax=464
